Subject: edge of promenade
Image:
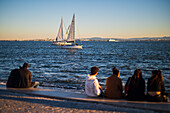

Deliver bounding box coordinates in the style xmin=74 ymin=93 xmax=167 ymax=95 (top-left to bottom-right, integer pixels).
xmin=0 ymin=83 xmax=169 ymax=112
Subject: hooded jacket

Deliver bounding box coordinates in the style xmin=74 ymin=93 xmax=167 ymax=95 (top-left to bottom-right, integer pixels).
xmin=85 ymin=74 xmax=101 ymax=97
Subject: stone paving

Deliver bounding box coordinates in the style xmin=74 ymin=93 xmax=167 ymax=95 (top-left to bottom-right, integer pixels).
xmin=0 ymin=91 xmax=155 ymax=113
xmin=0 ymin=83 xmax=169 ymax=113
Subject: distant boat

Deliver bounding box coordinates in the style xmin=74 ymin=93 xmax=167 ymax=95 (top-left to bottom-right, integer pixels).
xmin=52 ymin=18 xmax=72 ymax=46
xmin=61 ymin=14 xmax=83 ymax=49
xmin=108 ymin=38 xmax=119 ymax=42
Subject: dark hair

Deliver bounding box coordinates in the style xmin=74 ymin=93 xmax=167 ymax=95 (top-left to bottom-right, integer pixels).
xmin=158 ymin=70 xmax=163 ymax=82
xmin=112 ymin=67 xmax=119 ymax=76
xmin=150 ymin=70 xmax=163 ymax=85
xmin=23 ymin=63 xmax=29 ymax=68
xmin=131 ymin=69 xmax=142 ymax=85
xmin=91 ymin=66 xmax=99 ymax=75
xmin=132 ymin=69 xmax=142 ymax=79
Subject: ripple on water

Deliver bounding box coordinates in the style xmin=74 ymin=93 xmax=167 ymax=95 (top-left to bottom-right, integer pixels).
xmin=0 ymin=41 xmax=170 ymax=93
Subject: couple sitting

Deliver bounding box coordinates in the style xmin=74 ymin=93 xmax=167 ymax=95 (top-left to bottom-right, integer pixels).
xmin=85 ymin=66 xmax=123 ymax=99
xmin=7 ymin=63 xmax=39 ymax=88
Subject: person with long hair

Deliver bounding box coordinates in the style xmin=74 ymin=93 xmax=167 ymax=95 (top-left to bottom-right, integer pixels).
xmin=147 ymin=70 xmax=168 ymax=102
xmin=125 ymin=69 xmax=145 ymax=101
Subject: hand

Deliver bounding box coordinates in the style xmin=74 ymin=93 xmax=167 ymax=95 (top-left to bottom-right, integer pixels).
xmin=99 ymin=85 xmax=102 ymax=90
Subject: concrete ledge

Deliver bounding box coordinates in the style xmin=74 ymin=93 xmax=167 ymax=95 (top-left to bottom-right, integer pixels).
xmin=0 ymin=84 xmax=169 ymax=112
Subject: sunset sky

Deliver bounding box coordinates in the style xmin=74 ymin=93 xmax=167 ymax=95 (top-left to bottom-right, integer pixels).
xmin=0 ymin=0 xmax=170 ymax=40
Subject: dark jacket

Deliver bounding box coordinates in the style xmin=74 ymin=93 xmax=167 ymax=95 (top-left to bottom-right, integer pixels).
xmin=147 ymin=78 xmax=166 ymax=102
xmin=7 ymin=69 xmax=20 ymax=88
xmin=7 ymin=67 xmax=33 ymax=88
xmin=147 ymin=78 xmax=165 ymax=94
xmin=126 ymin=77 xmax=145 ymax=100
xmin=105 ymin=74 xmax=123 ymax=99
xmin=18 ymin=68 xmax=33 ymax=88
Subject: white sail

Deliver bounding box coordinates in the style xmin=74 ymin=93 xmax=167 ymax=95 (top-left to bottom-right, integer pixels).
xmin=56 ymin=18 xmax=63 ymax=42
xmin=67 ymin=14 xmax=75 ymax=42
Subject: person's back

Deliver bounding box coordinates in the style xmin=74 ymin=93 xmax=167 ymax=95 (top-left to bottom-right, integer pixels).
xmin=85 ymin=66 xmax=103 ymax=97
xmin=127 ymin=78 xmax=145 ymax=100
xmin=126 ymin=69 xmax=145 ymax=101
xmin=105 ymin=75 xmax=123 ymax=99
xmin=18 ymin=67 xmax=32 ymax=88
xmin=147 ymin=78 xmax=165 ymax=92
xmin=7 ymin=69 xmax=20 ymax=88
xmin=85 ymin=74 xmax=100 ymax=97
xmin=147 ymin=70 xmax=167 ymax=102
xmin=105 ymin=67 xmax=123 ymax=99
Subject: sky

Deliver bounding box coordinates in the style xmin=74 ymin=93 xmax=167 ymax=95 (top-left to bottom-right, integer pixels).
xmin=0 ymin=0 xmax=170 ymax=40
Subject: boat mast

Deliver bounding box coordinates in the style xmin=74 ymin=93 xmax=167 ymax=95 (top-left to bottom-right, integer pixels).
xmin=73 ymin=14 xmax=75 ymax=43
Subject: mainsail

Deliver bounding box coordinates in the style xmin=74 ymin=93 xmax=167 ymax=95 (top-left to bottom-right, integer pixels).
xmin=56 ymin=18 xmax=63 ymax=42
xmin=67 ymin=14 xmax=75 ymax=42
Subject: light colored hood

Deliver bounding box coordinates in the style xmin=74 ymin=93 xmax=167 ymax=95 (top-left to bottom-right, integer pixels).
xmin=85 ymin=74 xmax=101 ymax=97
xmin=86 ymin=74 xmax=96 ymax=81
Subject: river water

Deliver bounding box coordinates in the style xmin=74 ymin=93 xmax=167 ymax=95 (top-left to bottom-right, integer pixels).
xmin=0 ymin=41 xmax=169 ymax=93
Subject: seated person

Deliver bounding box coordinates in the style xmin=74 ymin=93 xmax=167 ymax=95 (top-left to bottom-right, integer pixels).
xmin=6 ymin=69 xmax=20 ymax=88
xmin=85 ymin=66 xmax=104 ymax=97
xmin=125 ymin=69 xmax=145 ymax=101
xmin=147 ymin=70 xmax=168 ymax=102
xmin=7 ymin=63 xmax=39 ymax=88
xmin=105 ymin=67 xmax=124 ymax=99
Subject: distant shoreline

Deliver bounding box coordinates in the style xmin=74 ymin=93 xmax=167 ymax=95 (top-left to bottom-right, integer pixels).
xmin=0 ymin=39 xmax=170 ymax=42
xmin=0 ymin=36 xmax=170 ymax=42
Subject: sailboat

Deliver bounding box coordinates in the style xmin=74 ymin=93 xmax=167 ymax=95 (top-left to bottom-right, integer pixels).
xmin=52 ymin=18 xmax=72 ymax=46
xmin=61 ymin=14 xmax=83 ymax=49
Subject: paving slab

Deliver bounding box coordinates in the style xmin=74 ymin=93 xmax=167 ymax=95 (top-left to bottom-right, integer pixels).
xmin=0 ymin=83 xmax=169 ymax=112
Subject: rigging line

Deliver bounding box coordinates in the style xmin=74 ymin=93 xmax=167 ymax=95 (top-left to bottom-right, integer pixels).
xmin=76 ymin=22 xmax=82 ymax=45
xmin=66 ymin=25 xmax=70 ymax=34
xmin=75 ymin=22 xmax=81 ymax=39
xmin=63 ymin=22 xmax=68 ymax=40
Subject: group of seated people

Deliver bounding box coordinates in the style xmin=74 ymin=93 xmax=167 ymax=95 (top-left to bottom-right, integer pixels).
xmin=85 ymin=66 xmax=169 ymax=102
xmin=6 ymin=63 xmax=168 ymax=102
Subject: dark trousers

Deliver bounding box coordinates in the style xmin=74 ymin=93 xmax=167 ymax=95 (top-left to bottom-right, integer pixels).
xmin=147 ymin=93 xmax=169 ymax=102
xmin=147 ymin=94 xmax=163 ymax=102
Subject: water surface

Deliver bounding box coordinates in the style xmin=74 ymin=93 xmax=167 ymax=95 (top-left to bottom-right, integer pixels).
xmin=0 ymin=41 xmax=169 ymax=93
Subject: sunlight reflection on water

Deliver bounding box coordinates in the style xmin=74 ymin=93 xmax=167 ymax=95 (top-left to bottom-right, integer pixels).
xmin=0 ymin=41 xmax=170 ymax=93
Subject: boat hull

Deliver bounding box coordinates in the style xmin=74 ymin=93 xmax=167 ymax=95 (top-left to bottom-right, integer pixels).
xmin=61 ymin=45 xmax=83 ymax=49
xmin=108 ymin=39 xmax=119 ymax=42
xmin=52 ymin=42 xmax=72 ymax=46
